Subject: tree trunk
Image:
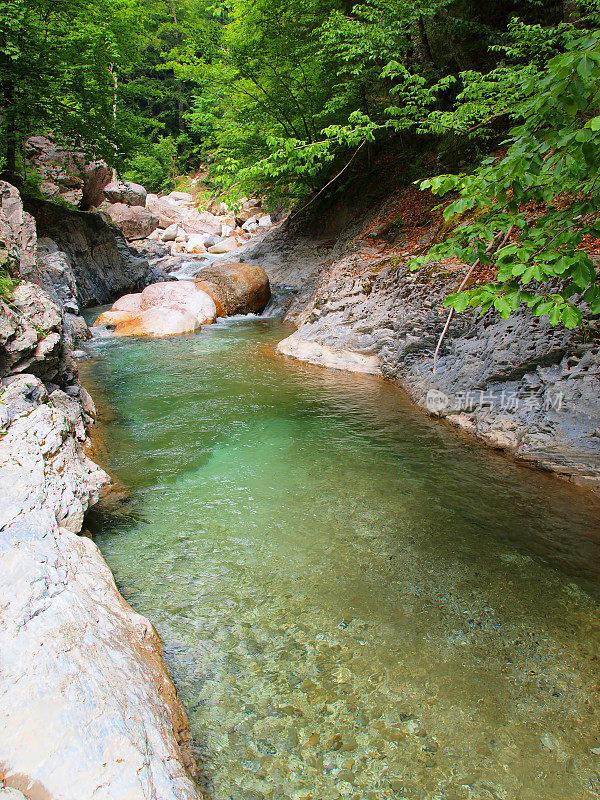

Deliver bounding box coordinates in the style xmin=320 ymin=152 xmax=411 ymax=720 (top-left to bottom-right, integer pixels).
xmin=109 ymin=64 xmax=118 ymax=181
xmin=563 ymin=0 xmax=580 ymax=21
xmin=412 ymin=15 xmax=434 ymax=65
xmin=1 ymin=79 xmax=20 ymax=184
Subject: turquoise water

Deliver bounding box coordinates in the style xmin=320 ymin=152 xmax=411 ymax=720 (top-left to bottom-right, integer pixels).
xmin=83 ymin=319 xmax=600 ymax=800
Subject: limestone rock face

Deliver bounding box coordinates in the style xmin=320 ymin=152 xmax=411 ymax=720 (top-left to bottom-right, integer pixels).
xmin=0 ymin=282 xmax=65 ymax=382
xmin=195 ymin=261 xmax=271 ymax=316
xmin=22 ymin=193 xmax=168 ymax=307
xmin=277 ymin=335 xmax=381 ymax=374
xmin=0 ymin=181 xmax=37 ymax=275
xmin=107 ymin=202 xmax=160 ymax=241
xmin=251 ymin=211 xmax=600 ymax=489
xmin=24 ymin=136 xmax=111 ymax=209
xmin=0 ymin=182 xmax=202 ymax=800
xmin=103 ymin=180 xmax=147 ymax=207
xmin=0 ymin=376 xmax=200 ymax=800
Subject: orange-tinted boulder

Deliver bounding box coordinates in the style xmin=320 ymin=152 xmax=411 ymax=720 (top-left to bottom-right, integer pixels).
xmin=194 ymin=262 xmax=270 ymax=316
xmin=93 ymin=309 xmax=134 ymax=326
xmin=92 ymin=281 xmax=217 ymax=337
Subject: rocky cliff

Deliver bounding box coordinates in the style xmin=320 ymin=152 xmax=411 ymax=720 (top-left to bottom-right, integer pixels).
xmin=23 ymin=193 xmax=169 ymax=308
xmin=241 ymin=193 xmax=600 ymax=491
xmin=0 ymin=185 xmax=202 ymax=800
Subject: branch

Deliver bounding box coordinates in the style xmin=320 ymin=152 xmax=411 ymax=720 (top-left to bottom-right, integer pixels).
xmin=432 ymin=225 xmax=514 ymax=373
xmin=289 ymin=140 xmax=366 ymax=220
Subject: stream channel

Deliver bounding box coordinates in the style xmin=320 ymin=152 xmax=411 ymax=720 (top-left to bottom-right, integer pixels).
xmin=82 ymin=315 xmax=600 ymax=800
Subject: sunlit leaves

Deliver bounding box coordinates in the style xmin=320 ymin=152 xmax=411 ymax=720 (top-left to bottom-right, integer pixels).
xmin=415 ymin=29 xmax=600 ymax=329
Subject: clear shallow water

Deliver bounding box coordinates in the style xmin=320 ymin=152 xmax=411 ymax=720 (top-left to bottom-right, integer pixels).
xmin=82 ymin=319 xmax=600 ymax=800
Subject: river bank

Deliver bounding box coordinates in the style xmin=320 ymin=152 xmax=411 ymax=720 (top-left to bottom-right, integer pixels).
xmin=0 ymin=182 xmax=203 ymax=799
xmin=234 ymin=189 xmax=600 ymax=493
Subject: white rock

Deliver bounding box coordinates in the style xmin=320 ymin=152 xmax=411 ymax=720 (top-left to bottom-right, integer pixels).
xmin=107 ymin=203 xmax=159 ymax=241
xmin=276 ymin=334 xmax=381 ymax=375
xmin=0 ymin=788 xmax=28 ymax=799
xmin=184 ymin=234 xmax=208 ymax=254
xmin=258 ymin=214 xmax=272 ymax=227
xmin=139 ymin=281 xmax=217 ymax=325
xmin=221 ymin=223 xmax=234 ymax=238
xmin=138 ymin=306 xmax=201 ymax=336
xmin=207 ymin=236 xmax=240 ymax=254
xmin=242 ymin=216 xmax=257 ymax=232
xmin=146 ymin=195 xmax=220 ymax=235
xmin=161 ymin=223 xmax=180 ymax=242
xmin=166 ymin=191 xmax=194 ymax=203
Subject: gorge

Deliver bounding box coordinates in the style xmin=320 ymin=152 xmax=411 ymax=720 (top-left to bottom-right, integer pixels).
xmin=2 ymin=4 xmax=600 ymax=795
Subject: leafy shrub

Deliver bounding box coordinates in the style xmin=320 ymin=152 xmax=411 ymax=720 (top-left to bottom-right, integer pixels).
xmin=123 ymin=137 xmax=180 ymax=193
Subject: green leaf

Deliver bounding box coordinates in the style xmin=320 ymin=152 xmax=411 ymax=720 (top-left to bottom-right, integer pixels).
xmin=571 ymin=260 xmax=594 ymax=289
xmin=444 ymin=292 xmax=469 ymax=312
xmin=589 ymin=116 xmax=600 ymax=131
xmin=548 ymin=304 xmax=562 ymax=325
xmin=561 ymin=304 xmax=583 ymax=329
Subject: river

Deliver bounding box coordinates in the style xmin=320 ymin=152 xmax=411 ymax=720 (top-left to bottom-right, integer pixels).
xmin=82 ymin=317 xmax=600 ymax=800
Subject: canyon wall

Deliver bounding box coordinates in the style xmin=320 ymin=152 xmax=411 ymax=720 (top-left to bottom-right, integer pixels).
xmin=0 ymin=183 xmax=202 ymax=800
xmin=244 ymin=196 xmax=600 ymax=491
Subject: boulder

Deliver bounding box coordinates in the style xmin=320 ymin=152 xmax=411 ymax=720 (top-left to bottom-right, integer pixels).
xmin=203 ymin=234 xmax=221 ymax=249
xmin=107 ymin=203 xmax=159 ymax=241
xmin=63 ymin=312 xmax=92 ymax=350
xmin=195 ymin=262 xmax=271 ymax=316
xmin=166 ymin=191 xmax=194 ymax=203
xmin=94 ymin=309 xmax=136 ymax=327
xmin=235 ymin=206 xmax=263 ymax=226
xmin=139 ymin=281 xmax=216 ymax=324
xmin=95 ymin=282 xmax=217 ymax=336
xmin=23 ymin=136 xmax=111 ymax=209
xmin=115 ymin=306 xmax=201 ymax=337
xmin=113 ymin=292 xmax=142 ymax=313
xmin=258 ymin=214 xmax=272 ymax=228
xmin=207 ymin=236 xmax=240 ymax=255
xmin=221 ymin=223 xmax=234 ymax=238
xmin=184 ymin=234 xmax=208 ymax=254
xmin=161 ymin=223 xmax=180 ymax=242
xmin=104 ymin=180 xmax=147 ymax=207
xmin=146 ymin=195 xmax=221 ymax=235
xmin=80 ymin=161 xmax=113 ymax=210
xmin=146 ymin=194 xmax=184 ymax=228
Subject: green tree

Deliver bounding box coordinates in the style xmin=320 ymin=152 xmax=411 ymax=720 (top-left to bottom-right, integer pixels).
xmin=416 ymin=29 xmax=600 ymax=328
xmin=0 ymin=0 xmax=145 ymax=180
